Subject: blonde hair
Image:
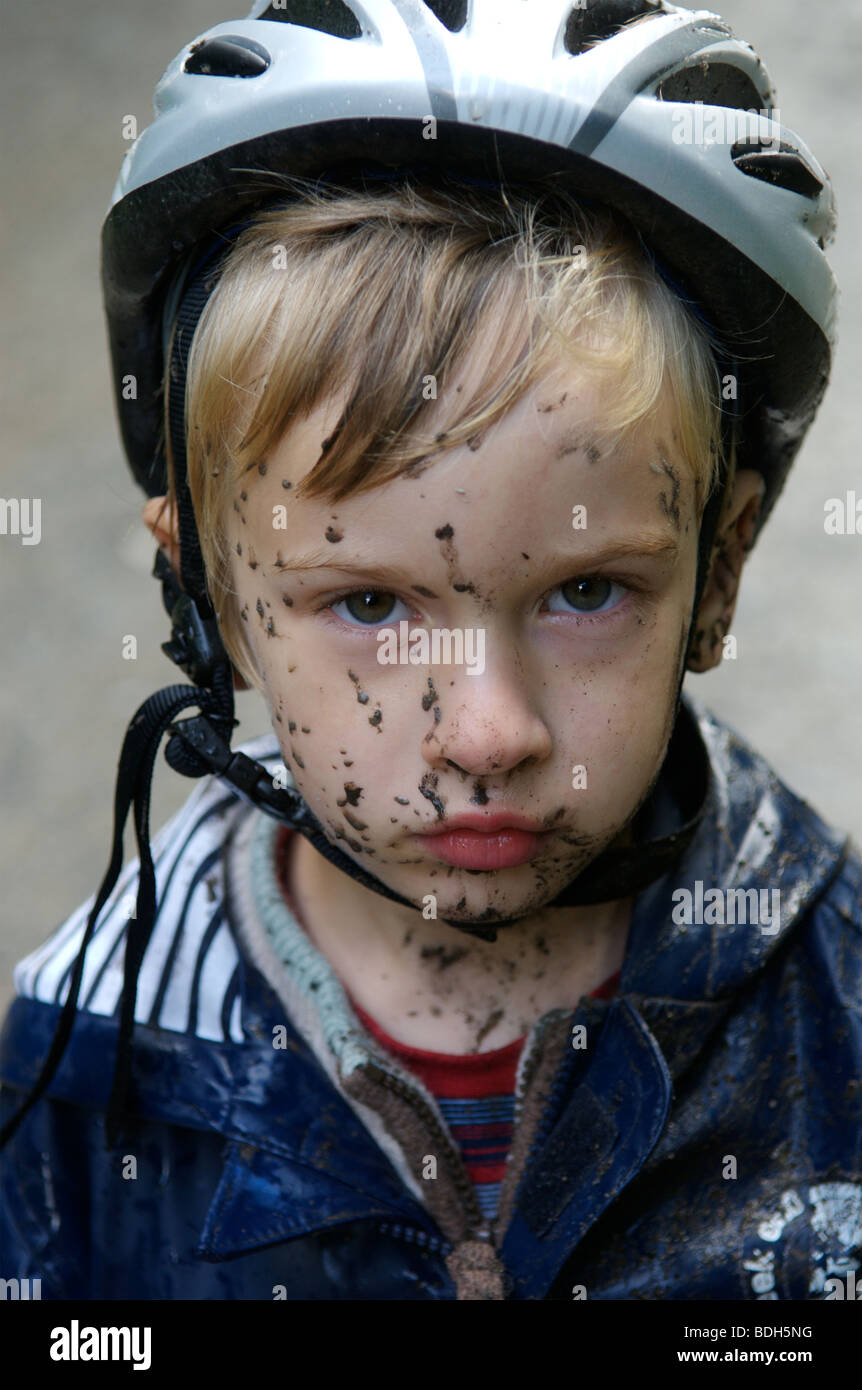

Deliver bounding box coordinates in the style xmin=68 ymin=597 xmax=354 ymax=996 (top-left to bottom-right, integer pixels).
xmin=165 ymin=175 xmax=730 ymax=692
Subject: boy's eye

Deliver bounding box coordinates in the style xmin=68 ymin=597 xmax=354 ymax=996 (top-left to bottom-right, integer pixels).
xmin=330 ymin=590 xmax=412 ymax=626
xmin=545 ymin=576 xmax=626 ymax=615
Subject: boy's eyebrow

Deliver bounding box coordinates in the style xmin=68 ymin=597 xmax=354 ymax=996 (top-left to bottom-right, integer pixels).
xmin=568 ymin=534 xmax=681 ymax=565
xmin=270 ymin=555 xmax=433 ymax=584
xmin=269 ymin=532 xmax=680 ymax=579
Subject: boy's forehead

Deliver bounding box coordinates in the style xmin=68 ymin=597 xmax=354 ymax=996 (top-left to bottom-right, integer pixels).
xmin=229 ymin=359 xmax=692 ymax=568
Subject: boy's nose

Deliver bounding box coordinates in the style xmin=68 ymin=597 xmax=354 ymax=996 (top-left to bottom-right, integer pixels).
xmin=420 ymin=659 xmax=552 ymax=777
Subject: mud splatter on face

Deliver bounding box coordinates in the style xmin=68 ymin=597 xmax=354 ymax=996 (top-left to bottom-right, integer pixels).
xmin=555 ymin=434 xmax=582 ymax=460
xmin=470 ymin=782 xmax=489 ymax=806
xmin=422 ymin=677 xmax=438 ymax=711
xmin=348 ymin=669 xmax=369 ymax=704
xmin=418 ymin=771 xmax=446 ymax=819
xmin=651 ymin=451 xmax=681 ymax=531
xmin=325 ymin=525 xmax=343 ymax=543
xmin=536 ymin=392 xmax=568 ymax=414
xmin=337 ymin=782 xmax=363 ymax=807
xmin=475 ymin=1008 xmax=504 ymax=1047
xmin=423 ymin=714 xmax=439 ymax=745
xmin=419 ymin=944 xmax=470 ymax=970
xmin=434 ymin=522 xmax=479 ymax=597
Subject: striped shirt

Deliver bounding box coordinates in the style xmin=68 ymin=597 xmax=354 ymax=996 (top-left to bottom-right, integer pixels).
xmin=11 ymin=736 xmax=292 ymax=1039
xmin=349 ymin=970 xmax=620 ymax=1222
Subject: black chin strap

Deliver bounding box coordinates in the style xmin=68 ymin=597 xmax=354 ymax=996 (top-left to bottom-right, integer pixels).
xmin=0 ymin=665 xmax=236 ymax=1154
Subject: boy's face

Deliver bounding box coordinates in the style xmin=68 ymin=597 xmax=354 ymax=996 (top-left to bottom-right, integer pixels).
xmin=223 ymin=351 xmax=703 ymax=926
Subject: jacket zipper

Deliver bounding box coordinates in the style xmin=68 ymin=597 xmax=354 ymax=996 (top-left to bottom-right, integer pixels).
xmin=362 ymin=1059 xmax=490 ymax=1237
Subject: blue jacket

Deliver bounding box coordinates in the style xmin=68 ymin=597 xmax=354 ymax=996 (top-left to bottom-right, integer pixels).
xmin=1 ymin=697 xmax=860 ymax=1300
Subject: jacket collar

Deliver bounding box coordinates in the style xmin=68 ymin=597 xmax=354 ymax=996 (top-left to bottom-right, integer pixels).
xmin=622 ymin=695 xmax=849 ymax=1004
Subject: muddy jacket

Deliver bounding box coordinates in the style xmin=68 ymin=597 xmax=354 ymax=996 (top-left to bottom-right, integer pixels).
xmin=1 ymin=697 xmax=860 ymax=1300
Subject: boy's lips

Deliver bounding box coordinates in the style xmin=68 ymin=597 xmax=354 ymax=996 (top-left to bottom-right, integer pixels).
xmin=410 ymin=813 xmax=551 ymax=870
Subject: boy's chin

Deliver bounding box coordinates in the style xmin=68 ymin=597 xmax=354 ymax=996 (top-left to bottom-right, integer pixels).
xmin=403 ymin=875 xmax=587 ymax=932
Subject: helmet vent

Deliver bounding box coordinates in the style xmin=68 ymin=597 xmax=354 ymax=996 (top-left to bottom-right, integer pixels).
xmin=731 ymin=140 xmax=824 ymax=199
xmin=422 ymin=0 xmax=468 ymax=31
xmin=657 ymin=62 xmax=766 ymax=111
xmin=254 ymin=1 xmax=362 ymax=39
xmin=564 ymin=0 xmax=663 ymax=55
xmin=184 ymin=35 xmax=272 ymax=77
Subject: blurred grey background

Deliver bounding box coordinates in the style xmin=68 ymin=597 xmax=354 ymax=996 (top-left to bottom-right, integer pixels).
xmin=1 ymin=0 xmax=860 ymax=1017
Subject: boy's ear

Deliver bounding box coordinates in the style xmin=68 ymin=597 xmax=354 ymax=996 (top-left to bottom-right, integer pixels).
xmin=140 ymin=494 xmax=250 ymax=693
xmin=686 ymin=469 xmax=766 ymax=673
xmin=141 ymin=495 xmax=182 ymax=577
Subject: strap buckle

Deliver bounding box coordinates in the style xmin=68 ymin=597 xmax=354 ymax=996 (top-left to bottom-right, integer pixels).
xmin=153 ymin=546 xmax=224 ymax=687
xmin=165 ymin=710 xmax=314 ymax=826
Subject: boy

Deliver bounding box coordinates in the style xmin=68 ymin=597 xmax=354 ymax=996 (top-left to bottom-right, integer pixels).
xmin=1 ymin=0 xmax=859 ymax=1301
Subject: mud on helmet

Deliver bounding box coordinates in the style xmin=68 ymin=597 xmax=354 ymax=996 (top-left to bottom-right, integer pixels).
xmin=0 ymin=0 xmax=837 ymax=1150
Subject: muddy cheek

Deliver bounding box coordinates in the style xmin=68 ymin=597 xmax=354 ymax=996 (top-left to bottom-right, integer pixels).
xmin=264 ymin=666 xmax=396 ymax=858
